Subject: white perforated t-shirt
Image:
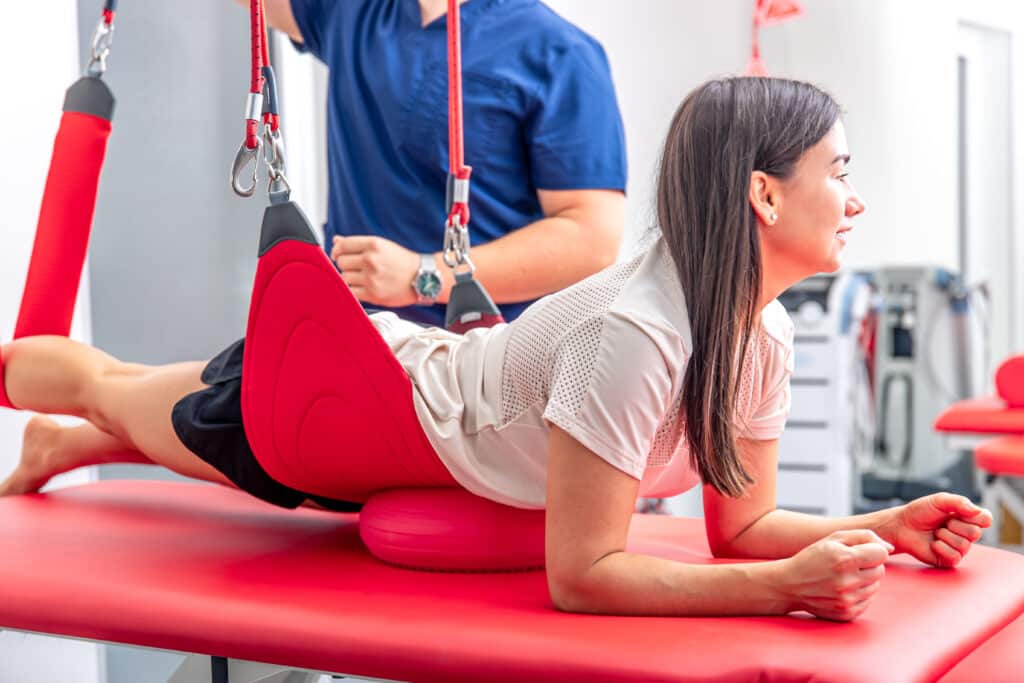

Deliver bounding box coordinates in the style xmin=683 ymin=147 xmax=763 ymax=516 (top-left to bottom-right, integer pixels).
xmin=368 ymin=238 xmax=795 ymax=508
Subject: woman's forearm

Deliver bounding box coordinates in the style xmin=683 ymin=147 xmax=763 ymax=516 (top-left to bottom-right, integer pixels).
xmin=552 ymin=551 xmax=791 ymax=617
xmin=720 ymin=507 xmax=903 ymax=560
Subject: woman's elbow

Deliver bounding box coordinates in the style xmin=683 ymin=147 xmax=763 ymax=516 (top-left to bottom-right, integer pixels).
xmin=707 ymin=536 xmax=747 ymax=560
xmin=547 ymin=570 xmax=603 ymax=614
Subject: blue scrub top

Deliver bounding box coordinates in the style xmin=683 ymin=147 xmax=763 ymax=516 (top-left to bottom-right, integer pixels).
xmin=290 ymin=0 xmax=627 ymax=326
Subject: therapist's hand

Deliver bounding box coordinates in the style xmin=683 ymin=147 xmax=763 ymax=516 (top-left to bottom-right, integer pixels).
xmin=331 ymin=235 xmax=421 ymax=307
xmin=876 ymin=493 xmax=992 ymax=568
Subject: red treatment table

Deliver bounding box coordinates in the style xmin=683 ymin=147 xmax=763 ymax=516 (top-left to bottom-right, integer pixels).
xmin=1 ymin=480 xmax=1023 ymax=683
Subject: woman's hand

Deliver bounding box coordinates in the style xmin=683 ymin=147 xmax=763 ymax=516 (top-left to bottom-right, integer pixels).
xmin=876 ymin=493 xmax=992 ymax=568
xmin=771 ymin=529 xmax=892 ymax=621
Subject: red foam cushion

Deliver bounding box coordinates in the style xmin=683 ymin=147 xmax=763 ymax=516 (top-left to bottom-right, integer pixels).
xmin=995 ymin=355 xmax=1024 ymax=408
xmin=975 ymin=436 xmax=1024 ymax=476
xmin=359 ymin=488 xmax=545 ymax=571
xmin=2 ymin=481 xmax=1024 ymax=682
xmin=934 ymin=397 xmax=1024 ymax=434
xmin=939 ymin=611 xmax=1024 ymax=682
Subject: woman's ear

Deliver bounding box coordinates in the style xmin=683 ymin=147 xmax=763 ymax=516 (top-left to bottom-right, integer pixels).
xmin=748 ymin=171 xmax=778 ymax=225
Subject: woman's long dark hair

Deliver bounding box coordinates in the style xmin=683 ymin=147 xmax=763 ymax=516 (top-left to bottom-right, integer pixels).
xmin=657 ymin=77 xmax=840 ymax=497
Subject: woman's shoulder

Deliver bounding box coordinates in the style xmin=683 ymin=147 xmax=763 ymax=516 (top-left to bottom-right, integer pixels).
xmin=760 ymin=299 xmax=795 ymax=348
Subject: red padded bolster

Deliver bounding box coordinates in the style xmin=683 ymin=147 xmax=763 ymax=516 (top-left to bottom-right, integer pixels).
xmin=975 ymin=436 xmax=1024 ymax=476
xmin=934 ymin=397 xmax=1024 ymax=435
xmin=1 ymin=480 xmax=1024 ymax=683
xmin=995 ymin=355 xmax=1024 ymax=408
xmin=939 ymin=612 xmax=1024 ymax=682
xmin=360 ymin=488 xmax=545 ymax=571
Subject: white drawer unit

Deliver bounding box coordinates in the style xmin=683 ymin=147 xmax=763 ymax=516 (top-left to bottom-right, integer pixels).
xmin=776 ymin=273 xmax=873 ymax=518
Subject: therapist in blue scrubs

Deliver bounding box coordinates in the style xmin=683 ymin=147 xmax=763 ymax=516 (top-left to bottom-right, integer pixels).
xmin=252 ymin=0 xmax=627 ymax=326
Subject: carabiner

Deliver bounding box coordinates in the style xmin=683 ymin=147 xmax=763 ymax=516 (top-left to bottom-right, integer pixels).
xmin=86 ymin=17 xmax=115 ymax=77
xmin=262 ymin=126 xmax=286 ymax=175
xmin=230 ymin=139 xmax=261 ymax=197
xmin=262 ymin=126 xmax=292 ymax=203
xmin=442 ymin=213 xmax=475 ymax=275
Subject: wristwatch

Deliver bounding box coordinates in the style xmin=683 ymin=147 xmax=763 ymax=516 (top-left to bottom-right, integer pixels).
xmin=411 ymin=253 xmax=443 ymax=305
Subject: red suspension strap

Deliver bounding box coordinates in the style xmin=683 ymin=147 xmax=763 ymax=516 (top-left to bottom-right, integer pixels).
xmin=0 ymin=2 xmax=117 ymax=409
xmin=445 ymin=0 xmax=471 ymax=229
xmin=442 ymin=0 xmax=504 ymax=333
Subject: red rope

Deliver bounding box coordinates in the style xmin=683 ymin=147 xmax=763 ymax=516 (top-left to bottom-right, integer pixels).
xmin=446 ymin=0 xmax=471 ymax=225
xmin=249 ymin=0 xmax=265 ymax=95
xmin=245 ymin=0 xmax=266 ymax=149
xmin=260 ymin=0 xmax=272 ymax=78
xmin=447 ymin=0 xmax=464 ymax=176
xmin=259 ymin=0 xmax=280 ymax=132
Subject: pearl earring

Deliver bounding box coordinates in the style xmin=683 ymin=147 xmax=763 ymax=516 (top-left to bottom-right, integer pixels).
xmin=770 ymin=212 xmax=777 ymax=222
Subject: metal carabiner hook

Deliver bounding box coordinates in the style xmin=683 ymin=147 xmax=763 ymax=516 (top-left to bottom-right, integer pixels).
xmin=262 ymin=126 xmax=293 ymax=203
xmin=442 ymin=214 xmax=475 ymax=275
xmin=262 ymin=126 xmax=285 ymax=175
xmin=230 ymin=139 xmax=261 ymax=197
xmin=86 ymin=17 xmax=115 ymax=77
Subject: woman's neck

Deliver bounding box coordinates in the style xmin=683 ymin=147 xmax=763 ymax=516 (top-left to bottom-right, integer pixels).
xmin=419 ymin=0 xmax=471 ymax=27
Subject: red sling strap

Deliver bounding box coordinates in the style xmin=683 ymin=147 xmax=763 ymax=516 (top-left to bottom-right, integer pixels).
xmin=442 ymin=0 xmax=505 ymax=334
xmin=0 ymin=5 xmax=117 ymax=409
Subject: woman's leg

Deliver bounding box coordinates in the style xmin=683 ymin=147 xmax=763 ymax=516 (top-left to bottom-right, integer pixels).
xmin=0 ymin=416 xmax=152 ymax=496
xmin=1 ymin=336 xmax=232 ymax=490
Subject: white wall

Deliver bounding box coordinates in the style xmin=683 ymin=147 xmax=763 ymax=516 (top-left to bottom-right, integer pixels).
xmin=958 ymin=1 xmax=1024 ymax=354
xmin=0 ymin=5 xmax=102 ymax=681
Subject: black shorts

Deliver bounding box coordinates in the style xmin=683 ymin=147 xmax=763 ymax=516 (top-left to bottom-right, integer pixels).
xmin=170 ymin=339 xmax=362 ymax=513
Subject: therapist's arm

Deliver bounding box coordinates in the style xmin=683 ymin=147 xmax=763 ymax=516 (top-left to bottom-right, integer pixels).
xmin=437 ymin=188 xmax=625 ymax=304
xmin=232 ymin=0 xmax=304 ymax=43
xmin=333 ymin=188 xmax=625 ymax=307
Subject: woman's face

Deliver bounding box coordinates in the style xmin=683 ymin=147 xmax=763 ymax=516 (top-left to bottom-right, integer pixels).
xmin=760 ymin=120 xmax=866 ymax=279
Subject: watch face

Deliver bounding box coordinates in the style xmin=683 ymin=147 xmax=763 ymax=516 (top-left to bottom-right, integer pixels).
xmin=415 ymin=271 xmax=443 ymax=299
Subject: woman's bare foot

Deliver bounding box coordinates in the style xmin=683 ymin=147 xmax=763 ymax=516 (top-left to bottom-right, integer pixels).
xmin=0 ymin=415 xmax=63 ymax=496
